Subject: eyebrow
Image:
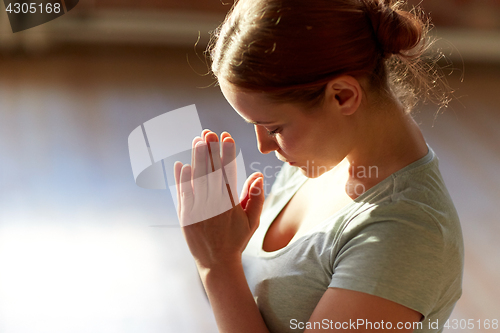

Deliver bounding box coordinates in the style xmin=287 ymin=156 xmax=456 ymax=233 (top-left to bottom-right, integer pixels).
xmin=243 ymin=119 xmax=276 ymax=125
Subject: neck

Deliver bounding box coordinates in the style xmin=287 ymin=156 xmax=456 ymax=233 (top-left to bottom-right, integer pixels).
xmin=344 ymin=97 xmax=428 ymax=198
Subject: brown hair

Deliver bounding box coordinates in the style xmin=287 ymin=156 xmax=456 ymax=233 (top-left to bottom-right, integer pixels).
xmin=208 ymin=0 xmax=446 ymax=111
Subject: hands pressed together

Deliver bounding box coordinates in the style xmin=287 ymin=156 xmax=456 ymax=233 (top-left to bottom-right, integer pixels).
xmin=174 ymin=129 xmax=265 ymax=271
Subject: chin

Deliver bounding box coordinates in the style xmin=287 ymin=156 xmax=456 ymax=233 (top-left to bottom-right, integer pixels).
xmin=297 ymin=165 xmax=329 ymax=179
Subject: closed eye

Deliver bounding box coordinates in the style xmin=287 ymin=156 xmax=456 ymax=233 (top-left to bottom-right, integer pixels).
xmin=266 ymin=127 xmax=281 ymax=136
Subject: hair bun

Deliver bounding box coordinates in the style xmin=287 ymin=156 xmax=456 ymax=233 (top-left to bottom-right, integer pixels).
xmin=362 ymin=0 xmax=424 ymax=58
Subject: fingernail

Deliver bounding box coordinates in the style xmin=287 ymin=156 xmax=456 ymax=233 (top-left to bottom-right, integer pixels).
xmin=256 ymin=177 xmax=263 ymax=187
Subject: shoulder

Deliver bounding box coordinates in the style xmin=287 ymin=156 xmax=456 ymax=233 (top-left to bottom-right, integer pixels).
xmin=339 ymin=183 xmax=463 ymax=268
xmin=330 ymin=197 xmax=463 ymax=321
xmin=333 ymin=147 xmax=464 ymax=284
xmin=346 ymin=146 xmax=460 ymax=236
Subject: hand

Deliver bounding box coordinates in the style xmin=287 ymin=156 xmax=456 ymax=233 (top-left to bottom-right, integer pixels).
xmin=174 ymin=130 xmax=265 ymax=269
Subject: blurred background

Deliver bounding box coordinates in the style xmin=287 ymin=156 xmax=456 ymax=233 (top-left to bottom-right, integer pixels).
xmin=0 ymin=1 xmax=499 ymax=332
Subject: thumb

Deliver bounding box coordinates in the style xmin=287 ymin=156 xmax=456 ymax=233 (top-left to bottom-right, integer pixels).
xmin=244 ymin=177 xmax=265 ymax=231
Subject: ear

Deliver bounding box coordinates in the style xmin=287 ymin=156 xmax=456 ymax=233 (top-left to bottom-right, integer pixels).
xmin=325 ymin=76 xmax=363 ymax=116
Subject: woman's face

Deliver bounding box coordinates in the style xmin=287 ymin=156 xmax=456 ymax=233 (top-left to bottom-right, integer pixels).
xmin=219 ymin=80 xmax=357 ymax=178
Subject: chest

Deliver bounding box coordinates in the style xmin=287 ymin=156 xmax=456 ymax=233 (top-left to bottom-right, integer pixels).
xmin=262 ymin=178 xmax=353 ymax=252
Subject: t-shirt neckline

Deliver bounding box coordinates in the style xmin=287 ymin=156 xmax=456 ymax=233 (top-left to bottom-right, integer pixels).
xmin=258 ymin=145 xmax=435 ymax=256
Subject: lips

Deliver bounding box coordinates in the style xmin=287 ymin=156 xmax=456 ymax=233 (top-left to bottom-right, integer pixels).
xmin=275 ymin=152 xmax=292 ymax=164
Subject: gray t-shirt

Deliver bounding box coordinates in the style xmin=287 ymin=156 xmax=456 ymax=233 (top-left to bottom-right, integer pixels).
xmin=242 ymin=146 xmax=464 ymax=333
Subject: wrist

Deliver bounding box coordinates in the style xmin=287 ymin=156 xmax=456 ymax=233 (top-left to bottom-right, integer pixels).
xmin=196 ymin=256 xmax=243 ymax=280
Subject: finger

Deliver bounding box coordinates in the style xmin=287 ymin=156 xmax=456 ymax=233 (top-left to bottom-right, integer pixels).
xmin=174 ymin=161 xmax=183 ymax=216
xmin=193 ymin=141 xmax=211 ymax=203
xmin=201 ymin=129 xmax=211 ymax=141
xmin=205 ymin=132 xmax=228 ymax=205
xmin=220 ymin=136 xmax=237 ymax=205
xmin=205 ymin=131 xmax=219 ymax=142
xmin=192 ymin=136 xmax=203 ymax=146
xmin=205 ymin=132 xmax=220 ymax=173
xmin=191 ymin=136 xmax=203 ymax=167
xmin=193 ymin=141 xmax=209 ymax=182
xmin=180 ymin=164 xmax=194 ymax=211
xmin=221 ymin=137 xmax=235 ymax=168
xmin=220 ymin=131 xmax=232 ymax=143
xmin=245 ymin=177 xmax=265 ymax=231
xmin=240 ymin=172 xmax=263 ymax=209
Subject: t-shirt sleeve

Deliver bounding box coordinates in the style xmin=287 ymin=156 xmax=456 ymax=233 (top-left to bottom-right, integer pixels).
xmin=328 ymin=204 xmax=446 ymax=319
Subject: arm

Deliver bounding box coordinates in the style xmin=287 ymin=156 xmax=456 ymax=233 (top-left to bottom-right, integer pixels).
xmin=175 ymin=130 xmax=269 ymax=332
xmin=182 ymin=176 xmax=270 ymax=333
xmin=198 ymin=260 xmax=270 ymax=333
xmin=304 ymin=211 xmax=442 ymax=332
xmin=305 ymin=288 xmax=423 ymax=332
xmin=199 ymin=182 xmax=276 ymax=332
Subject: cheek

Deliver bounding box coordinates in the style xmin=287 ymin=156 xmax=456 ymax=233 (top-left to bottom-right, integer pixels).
xmin=276 ymin=132 xmax=314 ymax=157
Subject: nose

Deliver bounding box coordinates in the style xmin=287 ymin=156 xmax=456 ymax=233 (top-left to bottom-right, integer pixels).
xmin=254 ymin=125 xmax=279 ymax=154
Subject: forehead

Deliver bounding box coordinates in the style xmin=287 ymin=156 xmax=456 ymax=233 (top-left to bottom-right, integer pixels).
xmin=218 ymin=80 xmax=298 ymax=124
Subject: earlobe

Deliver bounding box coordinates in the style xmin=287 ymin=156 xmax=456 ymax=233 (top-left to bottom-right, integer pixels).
xmin=327 ymin=76 xmax=362 ymax=116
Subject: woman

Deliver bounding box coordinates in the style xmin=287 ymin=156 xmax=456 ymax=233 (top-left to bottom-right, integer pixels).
xmin=174 ymin=0 xmax=464 ymax=332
